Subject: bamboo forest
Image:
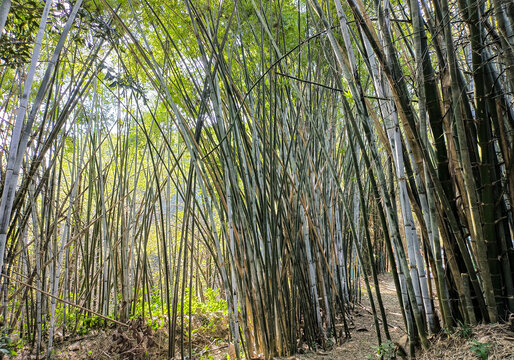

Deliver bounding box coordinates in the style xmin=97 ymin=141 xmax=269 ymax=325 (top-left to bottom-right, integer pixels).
xmin=0 ymin=0 xmax=513 ymax=359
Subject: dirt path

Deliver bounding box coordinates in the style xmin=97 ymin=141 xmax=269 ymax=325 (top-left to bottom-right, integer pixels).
xmin=288 ymin=274 xmax=514 ymax=359
xmin=287 ymin=273 xmax=405 ymax=360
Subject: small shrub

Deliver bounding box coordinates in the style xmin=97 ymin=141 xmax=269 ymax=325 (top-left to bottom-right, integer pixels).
xmin=368 ymin=340 xmax=397 ymax=359
xmin=77 ymin=315 xmax=104 ymax=335
xmin=0 ymin=332 xmax=17 ymax=357
xmin=457 ymin=321 xmax=472 ymax=339
xmin=470 ymin=340 xmax=490 ymax=360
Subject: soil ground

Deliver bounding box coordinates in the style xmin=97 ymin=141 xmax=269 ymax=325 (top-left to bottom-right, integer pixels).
xmin=281 ymin=273 xmax=406 ymax=359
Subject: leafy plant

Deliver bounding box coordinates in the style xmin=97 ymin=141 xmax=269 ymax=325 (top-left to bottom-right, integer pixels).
xmin=470 ymin=341 xmax=491 ymax=360
xmin=77 ymin=316 xmax=104 ymax=335
xmin=370 ymin=340 xmax=397 ymax=359
xmin=457 ymin=321 xmax=473 ymax=339
xmin=0 ymin=333 xmax=17 ymax=357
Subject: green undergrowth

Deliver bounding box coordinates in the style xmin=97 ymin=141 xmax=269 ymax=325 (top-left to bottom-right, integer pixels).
xmin=131 ymin=287 xmax=228 ymax=332
xmin=48 ymin=287 xmax=229 ymax=340
xmin=0 ymin=331 xmax=18 ymax=357
xmin=366 ymin=340 xmax=399 ymax=360
xmin=469 ymin=340 xmax=491 ymax=360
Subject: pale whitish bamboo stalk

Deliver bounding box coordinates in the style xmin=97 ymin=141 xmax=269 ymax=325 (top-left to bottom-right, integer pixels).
xmin=119 ymin=110 xmax=132 ymax=322
xmin=375 ymin=0 xmax=424 ymax=318
xmin=46 ymin=141 xmax=63 ymax=360
xmin=426 ymin=171 xmax=452 ymax=327
xmin=95 ymin=104 xmax=111 ymax=318
xmin=3 ymin=0 xmax=88 ymax=264
xmin=0 ymin=0 xmax=53 ymax=273
xmin=301 ymin=205 xmax=323 ymax=333
xmin=313 ymin=180 xmax=332 ymax=332
xmin=407 ymin=0 xmax=451 ymax=328
xmin=335 ymin=210 xmax=349 ymax=301
xmin=405 ymin=141 xmax=437 ymax=332
xmin=127 ymin=117 xmax=144 ymax=318
xmin=401 ymin=4 xmax=437 ymax=318
xmin=18 ymin=222 xmax=29 ymax=337
xmin=385 ymin=97 xmax=424 ymax=314
xmin=28 ymin=183 xmax=42 ymax=357
xmin=222 ymin=133 xmax=241 ymax=358
xmin=396 ymin=16 xmax=439 ymax=317
xmin=490 ymin=0 xmax=514 ymax=92
xmin=0 ymin=0 xmax=10 ymax=39
xmin=352 ymin=184 xmax=360 ymax=293
xmin=226 ymin=174 xmax=241 ymax=356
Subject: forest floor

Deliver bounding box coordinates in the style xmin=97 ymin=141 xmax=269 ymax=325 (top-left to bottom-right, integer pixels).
xmin=286 ymin=273 xmax=514 ymax=360
xmin=281 ymin=273 xmax=406 ymax=360
xmin=13 ymin=273 xmax=514 ymax=359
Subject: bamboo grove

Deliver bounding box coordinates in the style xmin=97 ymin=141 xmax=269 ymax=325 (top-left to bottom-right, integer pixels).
xmin=0 ymin=0 xmax=513 ymax=358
